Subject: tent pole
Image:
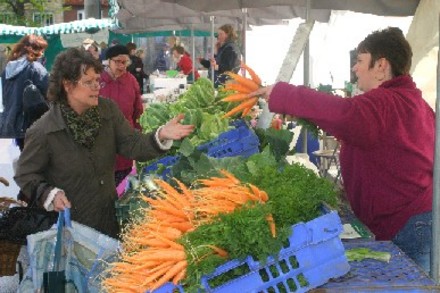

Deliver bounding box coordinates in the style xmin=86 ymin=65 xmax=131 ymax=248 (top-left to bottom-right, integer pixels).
xmin=191 ymin=25 xmax=196 ymax=83
xmin=210 ymin=15 xmax=215 ymax=83
xmin=242 ymin=8 xmax=247 ymax=69
xmin=431 ymin=13 xmax=440 ymax=284
xmin=301 ymin=0 xmax=312 ymax=154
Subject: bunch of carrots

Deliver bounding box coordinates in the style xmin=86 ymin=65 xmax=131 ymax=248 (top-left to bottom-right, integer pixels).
xmin=221 ymin=63 xmax=263 ymax=118
xmin=102 ymin=170 xmax=273 ymax=293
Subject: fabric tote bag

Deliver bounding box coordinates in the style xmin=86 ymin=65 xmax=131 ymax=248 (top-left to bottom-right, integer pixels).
xmin=18 ymin=209 xmax=119 ymax=293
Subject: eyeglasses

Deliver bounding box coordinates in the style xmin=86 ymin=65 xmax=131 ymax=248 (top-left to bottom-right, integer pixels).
xmin=111 ymin=58 xmax=131 ymax=66
xmin=78 ymin=80 xmax=103 ymax=90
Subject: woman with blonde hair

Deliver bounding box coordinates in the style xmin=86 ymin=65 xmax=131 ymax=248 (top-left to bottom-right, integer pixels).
xmin=199 ymin=24 xmax=241 ymax=87
xmin=0 ymin=34 xmax=49 ymax=150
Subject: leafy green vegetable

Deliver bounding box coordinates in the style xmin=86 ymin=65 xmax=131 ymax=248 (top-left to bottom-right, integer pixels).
xmin=345 ymin=248 xmax=391 ymax=262
xmin=296 ymin=118 xmax=322 ymax=138
xmin=180 ymin=203 xmax=291 ymax=292
xmin=254 ymin=128 xmax=293 ymax=161
xmin=138 ymin=78 xmax=233 ymax=170
xmin=169 ymin=146 xmax=340 ymax=291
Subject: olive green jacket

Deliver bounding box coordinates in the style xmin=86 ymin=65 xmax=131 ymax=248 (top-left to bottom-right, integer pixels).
xmin=15 ymin=98 xmax=167 ymax=238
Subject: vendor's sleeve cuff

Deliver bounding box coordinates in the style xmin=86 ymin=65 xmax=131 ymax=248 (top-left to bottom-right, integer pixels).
xmin=155 ymin=126 xmax=173 ymax=150
xmin=43 ymin=187 xmax=63 ymax=211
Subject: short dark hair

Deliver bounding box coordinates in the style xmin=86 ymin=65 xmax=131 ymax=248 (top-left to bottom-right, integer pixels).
xmin=356 ymin=27 xmax=412 ymax=77
xmin=105 ymin=44 xmax=129 ymax=60
xmin=126 ymin=42 xmax=137 ymax=52
xmin=172 ymin=45 xmax=185 ymax=55
xmin=48 ymin=48 xmax=103 ymax=103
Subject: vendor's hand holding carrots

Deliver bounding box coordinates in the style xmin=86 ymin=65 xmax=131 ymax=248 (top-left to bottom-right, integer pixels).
xmin=220 ymin=63 xmax=268 ymax=118
xmin=245 ymin=85 xmax=274 ymax=102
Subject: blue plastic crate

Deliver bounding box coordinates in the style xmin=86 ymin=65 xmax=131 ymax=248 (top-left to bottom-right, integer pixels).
xmin=197 ymin=125 xmax=255 ymax=151
xmin=142 ymin=155 xmax=180 ymax=178
xmin=142 ymin=122 xmax=259 ymax=178
xmin=320 ymin=240 xmax=438 ymax=292
xmin=198 ymin=123 xmax=260 ymax=159
xmin=150 ymin=211 xmax=350 ymax=293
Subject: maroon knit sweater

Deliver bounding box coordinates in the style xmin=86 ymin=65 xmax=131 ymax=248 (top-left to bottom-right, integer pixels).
xmin=269 ymin=75 xmax=434 ymax=240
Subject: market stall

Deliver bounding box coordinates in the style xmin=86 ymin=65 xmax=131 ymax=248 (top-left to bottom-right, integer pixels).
xmin=109 ymin=66 xmax=439 ymax=292
xmin=2 ymin=0 xmax=439 ymax=292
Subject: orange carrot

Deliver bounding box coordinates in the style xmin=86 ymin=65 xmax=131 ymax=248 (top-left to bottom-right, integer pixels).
xmin=221 ymin=93 xmax=250 ymax=103
xmin=167 ymin=221 xmax=195 ymax=232
xmin=226 ymin=72 xmax=260 ymax=91
xmin=218 ymin=170 xmax=240 ymax=184
xmin=248 ymin=183 xmax=268 ymax=202
xmin=241 ymin=62 xmax=262 ymax=86
xmin=152 ymin=202 xmax=188 ymax=219
xmin=197 ymin=178 xmax=234 ymax=187
xmin=149 ymin=260 xmax=187 ymax=291
xmin=223 ymin=97 xmax=258 ymax=118
xmin=129 ymin=250 xmax=185 ymax=262
xmin=266 ymin=214 xmax=276 ymax=237
xmin=148 ymin=210 xmax=186 ymax=223
xmin=173 ymin=179 xmax=194 ymax=201
xmin=154 ymin=180 xmax=182 ymax=199
xmin=241 ymin=106 xmax=252 ymax=117
xmin=146 ymin=225 xmax=183 ymax=240
xmin=221 ymin=82 xmax=253 ymax=93
xmin=153 ymin=234 xmax=185 ymax=250
xmin=102 ymin=278 xmax=141 ymax=292
xmin=206 ymin=245 xmax=229 ymax=258
xmin=172 ymin=268 xmax=186 ymax=285
xmin=141 ymin=263 xmax=174 ymax=287
xmin=125 ymin=237 xmax=170 ymax=248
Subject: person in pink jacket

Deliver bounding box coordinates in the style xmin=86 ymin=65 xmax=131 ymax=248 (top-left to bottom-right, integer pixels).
xmin=99 ymin=45 xmax=144 ymax=186
xmin=247 ymin=27 xmax=434 ymax=274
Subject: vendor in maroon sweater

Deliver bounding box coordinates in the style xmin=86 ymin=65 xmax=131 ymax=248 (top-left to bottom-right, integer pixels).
xmin=248 ymin=27 xmax=434 ymax=273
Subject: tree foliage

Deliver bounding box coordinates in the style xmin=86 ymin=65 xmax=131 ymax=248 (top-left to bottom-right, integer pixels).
xmin=0 ymin=0 xmax=68 ymax=26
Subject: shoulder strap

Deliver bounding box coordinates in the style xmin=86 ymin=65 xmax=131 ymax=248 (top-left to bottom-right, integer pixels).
xmin=24 ymin=79 xmax=33 ymax=88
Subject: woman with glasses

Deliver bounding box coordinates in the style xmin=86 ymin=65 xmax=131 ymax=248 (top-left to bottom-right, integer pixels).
xmin=0 ymin=34 xmax=49 ymax=151
xmin=14 ymin=48 xmax=194 ymax=238
xmin=99 ymin=44 xmax=145 ymax=187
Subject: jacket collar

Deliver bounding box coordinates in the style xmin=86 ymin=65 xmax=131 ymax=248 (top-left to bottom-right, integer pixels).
xmin=43 ymin=97 xmax=112 ymax=134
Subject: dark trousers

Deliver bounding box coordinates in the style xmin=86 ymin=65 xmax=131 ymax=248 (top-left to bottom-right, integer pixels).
xmin=114 ymin=168 xmax=133 ymax=187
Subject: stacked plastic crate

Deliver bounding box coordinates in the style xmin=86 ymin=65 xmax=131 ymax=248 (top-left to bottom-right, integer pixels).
xmin=149 ymin=211 xmax=350 ymax=292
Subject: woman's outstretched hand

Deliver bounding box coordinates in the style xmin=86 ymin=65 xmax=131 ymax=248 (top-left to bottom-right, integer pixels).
xmin=159 ymin=114 xmax=195 ymax=141
xmin=246 ymin=85 xmax=274 ymax=102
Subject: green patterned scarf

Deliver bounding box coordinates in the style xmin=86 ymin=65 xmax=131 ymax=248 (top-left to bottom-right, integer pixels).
xmin=60 ymin=102 xmax=101 ymax=149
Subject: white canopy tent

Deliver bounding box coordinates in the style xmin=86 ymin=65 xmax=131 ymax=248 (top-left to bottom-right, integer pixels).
xmin=406 ymin=0 xmax=439 ymax=110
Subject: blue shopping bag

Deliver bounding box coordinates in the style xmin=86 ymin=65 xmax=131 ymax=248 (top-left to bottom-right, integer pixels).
xmin=42 ymin=210 xmax=68 ymax=292
xmin=19 ymin=209 xmax=119 ymax=293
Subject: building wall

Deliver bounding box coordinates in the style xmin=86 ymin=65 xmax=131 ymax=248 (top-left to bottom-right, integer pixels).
xmin=0 ymin=0 xmax=110 ymax=25
xmin=63 ymin=0 xmax=110 ymax=22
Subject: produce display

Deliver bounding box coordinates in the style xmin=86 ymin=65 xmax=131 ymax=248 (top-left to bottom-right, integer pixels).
xmin=105 ymin=148 xmax=340 ymax=292
xmin=105 ymin=65 xmax=343 ymax=292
